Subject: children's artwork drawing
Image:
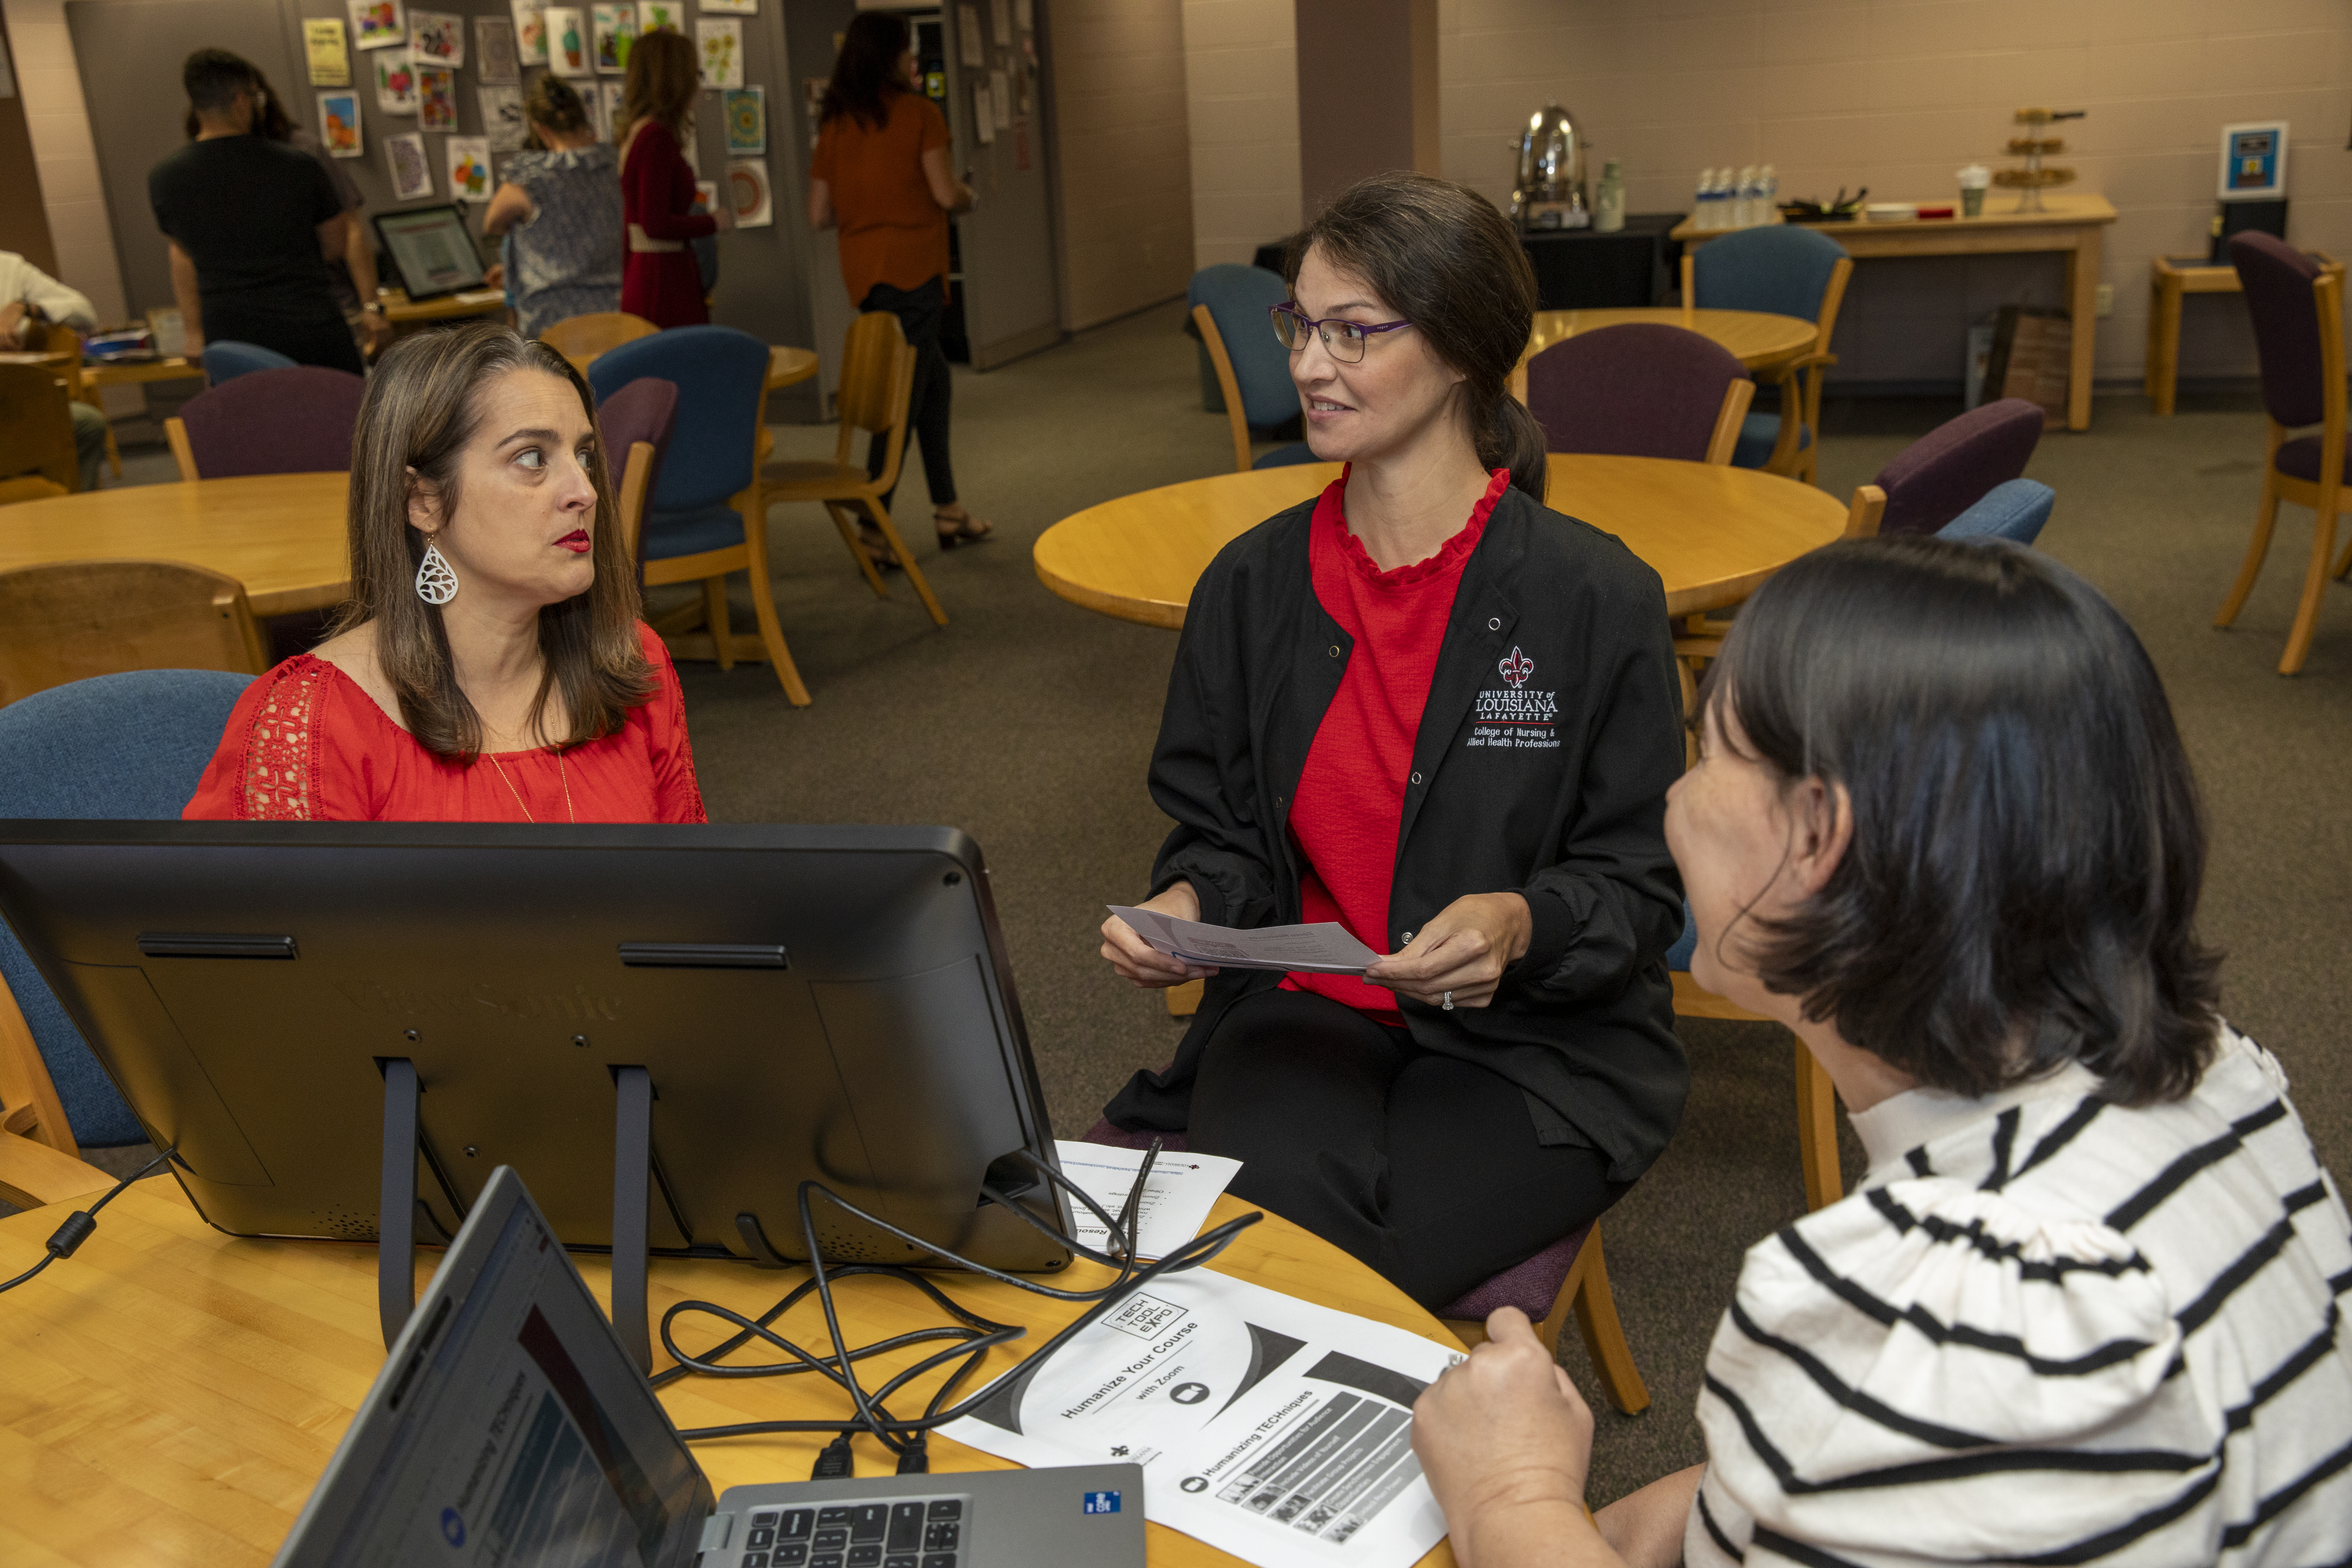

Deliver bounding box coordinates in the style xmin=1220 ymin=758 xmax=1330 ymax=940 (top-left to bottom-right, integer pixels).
xmin=416 ymin=66 xmax=456 ymax=131
xmin=592 ymin=4 xmax=637 ymax=74
xmin=600 ymin=80 xmax=626 ymax=138
xmin=475 ymin=17 xmax=519 ymax=83
xmin=317 ymin=91 xmax=363 ymax=156
xmin=722 ymin=85 xmax=764 ymax=155
xmin=305 ymin=20 xmax=351 ymax=86
xmin=349 ymin=0 xmax=406 ymax=51
xmin=698 ymin=0 xmax=754 ymax=14
xmin=446 ymin=136 xmax=493 ymax=202
xmin=373 ymin=48 xmax=416 ymax=113
xmin=544 ymin=7 xmax=591 ymax=77
xmin=408 ymin=9 xmax=464 ymax=67
xmin=696 ymin=18 xmax=741 ymax=88
xmin=479 ymin=85 xmax=527 ymax=152
xmin=509 ymin=0 xmax=548 ymax=64
xmin=386 ymin=131 xmax=433 ymax=199
xmin=639 ymin=0 xmax=685 ymax=34
xmin=726 ymin=159 xmax=771 ymax=227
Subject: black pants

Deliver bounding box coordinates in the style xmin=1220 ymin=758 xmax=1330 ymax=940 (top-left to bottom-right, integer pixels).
xmin=1188 ymin=989 xmax=1628 ymax=1312
xmin=204 ymin=306 xmax=366 ymax=377
xmin=859 ymin=277 xmax=955 ymax=511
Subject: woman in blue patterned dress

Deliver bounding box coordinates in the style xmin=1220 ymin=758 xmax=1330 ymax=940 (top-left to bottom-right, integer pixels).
xmin=483 ymin=76 xmax=623 ymax=341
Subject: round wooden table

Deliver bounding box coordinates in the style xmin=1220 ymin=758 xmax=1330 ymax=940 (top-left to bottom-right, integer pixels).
xmin=768 ymin=345 xmax=820 ymax=391
xmin=0 ymin=471 xmax=350 ymax=616
xmin=1035 ymin=456 xmax=1850 ymax=626
xmin=1526 ymin=306 xmax=1816 ymax=371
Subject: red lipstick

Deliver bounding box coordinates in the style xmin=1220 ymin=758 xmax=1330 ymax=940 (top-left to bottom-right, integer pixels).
xmin=557 ymin=530 xmax=591 ymax=554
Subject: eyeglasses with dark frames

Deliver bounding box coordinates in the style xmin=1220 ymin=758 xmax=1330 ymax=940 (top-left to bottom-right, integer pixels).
xmin=1269 ymin=303 xmax=1412 ymax=364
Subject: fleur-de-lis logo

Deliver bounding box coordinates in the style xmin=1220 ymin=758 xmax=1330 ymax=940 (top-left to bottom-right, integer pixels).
xmin=1498 ymin=646 xmax=1534 ymax=688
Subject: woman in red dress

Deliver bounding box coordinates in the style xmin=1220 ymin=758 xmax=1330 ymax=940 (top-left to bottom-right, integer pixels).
xmin=616 ymin=28 xmax=727 ymax=328
xmin=184 ymin=321 xmax=706 ymax=822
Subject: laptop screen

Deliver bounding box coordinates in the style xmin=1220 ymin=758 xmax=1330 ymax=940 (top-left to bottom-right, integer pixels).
xmin=277 ymin=1172 xmax=712 ymax=1567
xmin=373 ymin=204 xmax=488 ymax=300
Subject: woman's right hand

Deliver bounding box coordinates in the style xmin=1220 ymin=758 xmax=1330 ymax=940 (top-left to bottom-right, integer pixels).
xmin=711 ymin=204 xmax=736 ymax=232
xmin=1100 ymin=881 xmax=1219 ymax=989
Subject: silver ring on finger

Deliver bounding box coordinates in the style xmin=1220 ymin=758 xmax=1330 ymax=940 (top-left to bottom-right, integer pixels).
xmin=1441 ymin=990 xmax=1454 ymax=1010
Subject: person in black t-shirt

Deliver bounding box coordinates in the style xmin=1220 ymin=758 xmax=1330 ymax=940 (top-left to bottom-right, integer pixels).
xmin=148 ymin=49 xmax=364 ymax=374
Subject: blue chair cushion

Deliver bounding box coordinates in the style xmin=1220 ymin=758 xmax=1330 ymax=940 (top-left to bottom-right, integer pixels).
xmin=1665 ymin=905 xmax=1698 ymax=972
xmin=1937 ymin=477 xmax=2055 ymax=545
xmin=0 ymin=671 xmax=253 ymax=1146
xmin=1730 ymin=412 xmax=1812 ymax=470
xmin=588 ymin=326 xmax=771 ymax=514
xmin=1189 ymin=264 xmax=1298 ymax=430
xmin=1251 ymin=442 xmax=1321 ymax=470
xmin=200 ymin=341 xmax=298 ymax=386
xmin=643 ymin=503 xmax=746 ymax=561
xmin=1691 ymin=225 xmax=1848 ymax=322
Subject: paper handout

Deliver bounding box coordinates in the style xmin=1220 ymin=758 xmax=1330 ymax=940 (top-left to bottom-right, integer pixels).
xmin=1051 ymin=1141 xmax=1240 ymax=1260
xmin=1107 ymin=907 xmax=1380 ymax=975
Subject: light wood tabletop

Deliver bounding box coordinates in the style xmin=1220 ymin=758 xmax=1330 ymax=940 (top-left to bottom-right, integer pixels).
xmin=769 ymin=345 xmax=820 ymax=391
xmin=1035 ymin=456 xmax=1850 ymax=628
xmin=1525 ymin=306 xmax=1816 ymax=372
xmin=379 ymin=287 xmax=509 ymax=326
xmin=0 ymin=1180 xmax=1458 ymax=1568
xmin=0 ymin=472 xmax=350 ymax=617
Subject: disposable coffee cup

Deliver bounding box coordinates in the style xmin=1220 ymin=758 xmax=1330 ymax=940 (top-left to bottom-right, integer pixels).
xmin=1962 ymin=188 xmax=1985 ymax=217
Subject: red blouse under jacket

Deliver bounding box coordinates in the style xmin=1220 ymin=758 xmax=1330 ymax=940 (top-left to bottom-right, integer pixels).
xmin=1283 ymin=467 xmax=1510 ymax=1022
xmin=182 ymin=622 xmax=708 ymax=823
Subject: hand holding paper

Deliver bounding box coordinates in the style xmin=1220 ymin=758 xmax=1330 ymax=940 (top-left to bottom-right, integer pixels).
xmin=1106 ymin=905 xmax=1380 ymax=976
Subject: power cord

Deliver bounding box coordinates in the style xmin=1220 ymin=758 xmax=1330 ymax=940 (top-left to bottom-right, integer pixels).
xmin=0 ymin=1146 xmax=177 ymax=1296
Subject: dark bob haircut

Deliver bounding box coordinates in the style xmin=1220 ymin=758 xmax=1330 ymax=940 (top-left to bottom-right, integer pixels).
xmin=1703 ymin=535 xmax=2221 ymax=1105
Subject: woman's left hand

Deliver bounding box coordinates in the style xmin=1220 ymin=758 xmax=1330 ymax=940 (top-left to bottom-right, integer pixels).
xmin=1365 ymin=891 xmax=1531 ymax=1008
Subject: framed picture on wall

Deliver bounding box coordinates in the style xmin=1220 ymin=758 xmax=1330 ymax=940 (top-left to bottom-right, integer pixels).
xmin=476 ymin=17 xmax=520 ymax=83
xmin=446 ymin=136 xmax=493 ymax=202
xmin=373 ymin=48 xmax=417 ymax=113
xmin=600 ymin=80 xmax=625 ymax=136
xmin=696 ymin=18 xmax=741 ymax=87
xmin=545 ymin=8 xmax=592 ymax=77
xmin=417 ymin=65 xmax=456 ymax=130
xmin=385 ymin=131 xmax=433 ymax=199
xmin=726 ymin=159 xmax=771 ymax=227
xmin=349 ymin=0 xmax=407 ymax=51
xmin=510 ymin=0 xmax=549 ymax=65
xmin=479 ymin=84 xmax=527 ymax=151
xmin=592 ymin=4 xmax=637 ymax=74
xmin=699 ymin=0 xmax=756 ymax=14
xmin=2218 ymin=121 xmax=2289 ymax=201
xmin=641 ymin=0 xmax=686 ymax=33
xmin=723 ymin=86 xmax=764 ymax=155
xmin=317 ymin=91 xmax=363 ymax=155
xmin=410 ymin=9 xmax=465 ymax=68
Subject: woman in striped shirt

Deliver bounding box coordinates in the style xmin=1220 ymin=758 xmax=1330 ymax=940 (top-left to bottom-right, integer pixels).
xmin=1411 ymin=536 xmax=2352 ymax=1566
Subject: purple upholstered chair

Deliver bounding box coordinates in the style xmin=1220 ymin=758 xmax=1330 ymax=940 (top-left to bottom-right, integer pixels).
xmin=595 ymin=376 xmax=680 ymax=568
xmin=2216 ymin=231 xmax=2351 ymax=674
xmin=1868 ymin=398 xmax=2044 ymax=537
xmin=1524 ymin=322 xmax=1754 ymax=465
xmin=1078 ymin=1115 xmax=1650 ymax=1413
xmin=165 ymin=366 xmax=368 ymax=480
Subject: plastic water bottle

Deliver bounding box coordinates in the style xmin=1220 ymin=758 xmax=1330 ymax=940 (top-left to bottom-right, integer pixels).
xmin=1757 ymin=164 xmax=1779 ymax=225
xmin=1694 ymin=169 xmax=1717 ymax=230
xmin=1734 ymin=165 xmax=1759 ymax=228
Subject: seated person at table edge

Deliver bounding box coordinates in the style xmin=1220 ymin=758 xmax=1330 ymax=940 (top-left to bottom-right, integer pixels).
xmin=148 ymin=49 xmax=364 ymax=375
xmin=184 ymin=322 xmax=705 ymax=823
xmin=1412 ymin=539 xmax=2352 ymax=1566
xmin=1098 ymin=172 xmax=1688 ymax=1312
xmin=0 ymin=249 xmax=111 ymax=491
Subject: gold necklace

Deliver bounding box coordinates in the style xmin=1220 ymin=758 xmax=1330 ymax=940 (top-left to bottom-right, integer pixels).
xmin=488 ymin=750 xmax=574 ymax=823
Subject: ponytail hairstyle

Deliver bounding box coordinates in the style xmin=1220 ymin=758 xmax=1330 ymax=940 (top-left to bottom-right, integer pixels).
xmin=525 ymin=74 xmax=591 ymax=140
xmin=1286 ymin=172 xmax=1547 ymax=502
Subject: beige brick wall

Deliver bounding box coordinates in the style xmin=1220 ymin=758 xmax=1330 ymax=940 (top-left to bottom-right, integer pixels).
xmin=1437 ymin=0 xmax=2352 ymax=383
xmin=1049 ymin=0 xmax=1197 ymax=330
xmin=1182 ymin=0 xmax=1300 ymax=270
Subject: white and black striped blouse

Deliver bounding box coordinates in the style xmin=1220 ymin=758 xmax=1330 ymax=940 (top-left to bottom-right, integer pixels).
xmin=1688 ymin=1026 xmax=2352 ymax=1566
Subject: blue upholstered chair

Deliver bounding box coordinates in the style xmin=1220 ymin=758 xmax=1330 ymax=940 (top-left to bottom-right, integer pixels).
xmin=1525 ymin=323 xmax=1755 ymax=464
xmin=199 ymin=341 xmax=297 ymax=386
xmin=1686 ymin=226 xmax=1852 ymax=482
xmin=589 ymin=327 xmax=809 ymax=704
xmin=1939 ymin=477 xmax=2055 ymax=545
xmin=0 ymin=671 xmax=253 ymax=1163
xmin=1188 ymin=265 xmax=1313 ymax=472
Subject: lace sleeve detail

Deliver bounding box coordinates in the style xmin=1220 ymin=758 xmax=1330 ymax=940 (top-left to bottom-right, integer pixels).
xmin=235 ymin=660 xmax=332 ymax=820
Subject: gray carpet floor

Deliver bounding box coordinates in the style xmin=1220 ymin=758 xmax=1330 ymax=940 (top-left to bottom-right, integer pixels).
xmin=46 ymin=304 xmax=2352 ymax=1507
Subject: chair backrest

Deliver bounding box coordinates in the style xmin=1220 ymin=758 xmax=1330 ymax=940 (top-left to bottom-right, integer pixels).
xmin=1691 ymin=225 xmax=1849 ymax=322
xmin=1871 ymin=398 xmax=2044 ymax=537
xmin=595 ymin=376 xmax=680 ymax=561
xmin=0 ymin=363 xmax=80 ymax=493
xmin=835 ymin=310 xmax=912 ymax=436
xmin=2229 ymin=231 xmax=2330 ymax=429
xmin=588 ymin=326 xmax=771 ymax=513
xmin=542 ymin=310 xmax=660 ymax=376
xmin=1188 ymin=264 xmax=1296 ymax=428
xmin=0 ymin=669 xmax=255 ymax=1149
xmin=1525 ymin=323 xmax=1750 ymax=461
xmin=1938 ymin=477 xmax=2055 ymax=545
xmin=0 ymin=476 xmax=69 ymax=505
xmin=201 ymin=340 xmax=299 ymax=386
xmin=0 ymin=560 xmax=272 ymax=706
xmin=173 ymin=366 xmax=368 ymax=479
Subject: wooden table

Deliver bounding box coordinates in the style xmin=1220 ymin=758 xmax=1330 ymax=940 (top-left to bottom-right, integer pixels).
xmin=1675 ymin=194 xmax=2119 ymax=430
xmin=1035 ymin=455 xmax=1851 ymax=628
xmin=0 ymin=1180 xmax=1458 ymax=1568
xmin=769 ymin=345 xmax=820 ymax=391
xmin=1525 ymin=306 xmax=1816 ymax=372
xmin=2147 ymin=251 xmax=2340 ymax=415
xmin=0 ymin=472 xmax=349 ymax=616
xmin=379 ymin=286 xmax=509 ymax=328
xmin=79 ymin=356 xmax=204 ymax=392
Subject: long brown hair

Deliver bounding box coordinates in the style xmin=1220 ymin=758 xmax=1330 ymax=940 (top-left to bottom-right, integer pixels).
xmin=335 ymin=322 xmax=654 ymax=760
xmin=617 ymin=28 xmax=699 ymax=148
xmin=819 ymin=11 xmax=911 ymax=132
xmin=1288 ymin=172 xmax=1548 ymax=502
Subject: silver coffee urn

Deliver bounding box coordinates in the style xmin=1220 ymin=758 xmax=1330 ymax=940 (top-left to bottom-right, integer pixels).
xmin=1511 ymin=103 xmax=1589 ymax=230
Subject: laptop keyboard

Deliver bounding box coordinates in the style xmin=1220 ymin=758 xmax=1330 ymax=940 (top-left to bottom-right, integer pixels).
xmin=736 ymin=1495 xmax=968 ymax=1568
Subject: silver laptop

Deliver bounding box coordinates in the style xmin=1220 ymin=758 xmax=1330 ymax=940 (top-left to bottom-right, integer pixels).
xmin=273 ymin=1166 xmax=1144 ymax=1568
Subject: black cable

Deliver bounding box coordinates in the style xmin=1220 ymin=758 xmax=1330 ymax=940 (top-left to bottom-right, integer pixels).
xmin=0 ymin=1146 xmax=177 ymax=1296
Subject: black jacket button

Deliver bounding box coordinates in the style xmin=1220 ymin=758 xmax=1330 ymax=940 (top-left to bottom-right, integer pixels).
xmin=1328 ymin=645 xmax=1340 ymax=657
xmin=1488 ymin=617 xmax=1501 ymax=631
xmin=1410 ymin=771 xmax=1423 ymax=785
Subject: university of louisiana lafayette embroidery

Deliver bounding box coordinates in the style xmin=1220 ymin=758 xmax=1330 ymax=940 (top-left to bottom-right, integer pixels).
xmin=1468 ymin=644 xmax=1561 ymax=750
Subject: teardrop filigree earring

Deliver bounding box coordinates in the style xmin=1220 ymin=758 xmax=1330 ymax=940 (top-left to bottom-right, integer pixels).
xmin=414 ymin=542 xmax=458 ymax=605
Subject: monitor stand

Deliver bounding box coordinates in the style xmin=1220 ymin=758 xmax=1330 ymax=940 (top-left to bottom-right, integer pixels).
xmin=376 ymin=1058 xmax=657 ymax=1373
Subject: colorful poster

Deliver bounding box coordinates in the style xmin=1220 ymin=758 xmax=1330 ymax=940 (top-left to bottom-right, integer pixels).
xmin=475 ymin=16 xmax=520 ymax=82
xmin=726 ymin=159 xmax=770 ymax=227
xmin=305 ymin=19 xmax=352 ymax=85
xmin=640 ymin=0 xmax=685 ymax=33
xmin=317 ymin=91 xmax=363 ymax=155
xmin=416 ymin=66 xmax=456 ymax=130
xmin=545 ymin=8 xmax=591 ymax=76
xmin=695 ymin=18 xmax=740 ymax=87
xmin=592 ymin=3 xmax=637 ymax=73
xmin=479 ymin=84 xmax=527 ymax=151
xmin=446 ymin=135 xmax=493 ymax=201
xmin=600 ymin=80 xmax=626 ymax=138
xmin=349 ymin=0 xmax=406 ymax=51
xmin=698 ymin=0 xmax=754 ymax=14
xmin=408 ymin=10 xmax=464 ymax=66
xmin=510 ymin=0 xmax=548 ymax=64
xmin=722 ymin=85 xmax=763 ymax=155
xmin=373 ymin=48 xmax=417 ymax=113
xmin=386 ymin=131 xmax=433 ymax=198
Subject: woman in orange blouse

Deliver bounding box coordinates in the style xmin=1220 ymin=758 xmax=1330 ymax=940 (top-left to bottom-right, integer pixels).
xmin=617 ymin=28 xmax=729 ymax=329
xmin=808 ymin=12 xmax=990 ymax=553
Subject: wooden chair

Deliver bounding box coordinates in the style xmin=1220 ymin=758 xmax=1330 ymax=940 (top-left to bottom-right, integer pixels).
xmin=0 ymin=971 xmax=113 ymax=1208
xmin=541 ymin=311 xmax=661 ymax=378
xmin=756 ymin=312 xmax=948 ymax=628
xmin=0 ymin=362 xmax=82 ymax=496
xmin=0 ymin=560 xmax=272 ymax=707
xmin=1521 ymin=324 xmax=1756 ymax=466
xmin=1681 ymin=240 xmax=1853 ymax=483
xmin=38 ymin=326 xmax=122 ymax=481
xmin=0 ymin=477 xmax=68 ymax=505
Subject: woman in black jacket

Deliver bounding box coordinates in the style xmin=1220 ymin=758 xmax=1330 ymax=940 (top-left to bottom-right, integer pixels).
xmin=1098 ymin=172 xmax=1689 ymax=1310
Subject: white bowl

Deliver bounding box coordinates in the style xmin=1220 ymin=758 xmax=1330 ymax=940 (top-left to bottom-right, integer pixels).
xmin=1864 ymin=203 xmax=1918 ymax=223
